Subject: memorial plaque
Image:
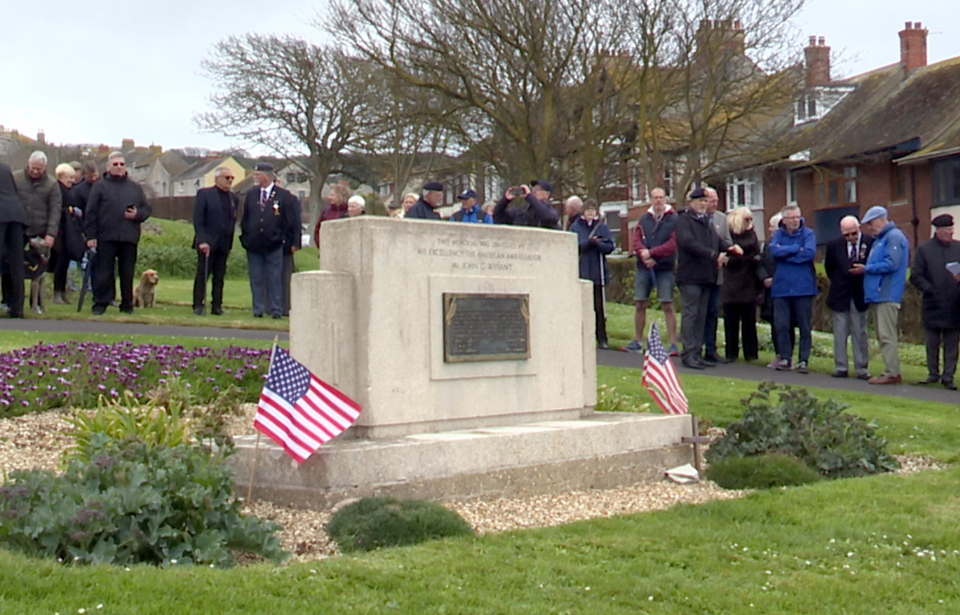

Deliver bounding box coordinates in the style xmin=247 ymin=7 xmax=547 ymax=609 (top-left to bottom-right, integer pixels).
xmin=443 ymin=293 xmax=530 ymax=362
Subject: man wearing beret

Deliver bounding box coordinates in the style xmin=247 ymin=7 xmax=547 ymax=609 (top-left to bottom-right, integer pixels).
xmin=493 ymin=180 xmax=560 ymax=229
xmin=406 ymin=181 xmax=444 ymax=220
xmin=240 ymin=162 xmax=300 ymax=319
xmin=909 ymin=214 xmax=960 ymax=390
xmin=852 ymin=206 xmax=909 ymax=385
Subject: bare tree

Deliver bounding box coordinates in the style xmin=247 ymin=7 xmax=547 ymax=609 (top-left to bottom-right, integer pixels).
xmin=197 ymin=34 xmax=369 ymax=221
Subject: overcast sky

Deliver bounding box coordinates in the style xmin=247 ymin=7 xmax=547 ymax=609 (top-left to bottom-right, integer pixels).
xmin=2 ymin=0 xmax=958 ymax=153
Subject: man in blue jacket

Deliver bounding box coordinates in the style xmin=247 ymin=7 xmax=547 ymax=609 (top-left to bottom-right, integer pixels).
xmin=853 ymin=206 xmax=909 ymax=385
xmin=769 ymin=204 xmax=817 ymax=373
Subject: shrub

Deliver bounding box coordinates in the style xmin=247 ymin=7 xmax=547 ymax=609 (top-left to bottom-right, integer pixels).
xmin=706 ymin=453 xmax=823 ymax=490
xmin=326 ymin=497 xmax=474 ymax=553
xmin=0 ymin=437 xmax=286 ymax=567
xmin=705 ymin=381 xmax=899 ymax=479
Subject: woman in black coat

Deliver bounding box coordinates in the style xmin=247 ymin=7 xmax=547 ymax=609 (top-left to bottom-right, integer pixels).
xmin=721 ymin=207 xmax=761 ymax=361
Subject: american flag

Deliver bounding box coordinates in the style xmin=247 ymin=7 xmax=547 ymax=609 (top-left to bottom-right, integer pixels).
xmin=255 ymin=346 xmax=362 ymax=464
xmin=642 ymin=323 xmax=688 ymax=415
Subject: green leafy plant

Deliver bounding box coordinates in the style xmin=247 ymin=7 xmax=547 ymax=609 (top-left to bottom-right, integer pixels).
xmin=0 ymin=437 xmax=286 ymax=567
xmin=64 ymin=393 xmax=189 ymax=464
xmin=326 ymin=497 xmax=474 ymax=553
xmin=706 ymin=381 xmax=900 ymax=479
xmin=706 ymin=453 xmax=823 ymax=489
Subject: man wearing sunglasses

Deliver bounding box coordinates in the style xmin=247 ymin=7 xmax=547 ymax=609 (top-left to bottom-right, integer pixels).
xmin=84 ymin=151 xmax=151 ymax=315
xmin=192 ymin=167 xmax=239 ymax=315
xmin=824 ymin=215 xmax=873 ymax=380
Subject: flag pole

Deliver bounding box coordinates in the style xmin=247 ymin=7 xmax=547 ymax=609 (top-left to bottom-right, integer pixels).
xmin=247 ymin=338 xmax=279 ymax=504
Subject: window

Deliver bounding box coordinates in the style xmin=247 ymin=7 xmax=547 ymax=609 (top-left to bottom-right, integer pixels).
xmin=891 ymin=165 xmax=907 ymax=201
xmin=786 ymin=170 xmax=799 ymax=205
xmin=630 ymin=165 xmax=643 ymax=203
xmin=663 ymin=166 xmax=673 ymax=198
xmin=933 ymin=156 xmax=960 ymax=206
xmin=286 ymin=173 xmax=296 ymax=183
xmin=817 ymin=166 xmax=857 ymax=207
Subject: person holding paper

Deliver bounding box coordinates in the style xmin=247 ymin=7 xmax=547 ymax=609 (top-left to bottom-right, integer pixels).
xmin=909 ymin=214 xmax=960 ymax=390
xmin=824 ymin=215 xmax=873 ymax=379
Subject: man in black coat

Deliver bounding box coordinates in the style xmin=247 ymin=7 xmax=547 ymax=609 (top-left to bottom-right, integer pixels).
xmin=406 ymin=181 xmax=444 ymax=220
xmin=192 ymin=167 xmax=239 ymax=315
xmin=824 ymin=215 xmax=873 ymax=380
xmin=910 ymin=214 xmax=960 ymax=390
xmin=239 ymin=162 xmax=299 ymax=319
xmin=0 ymin=162 xmax=26 ymax=318
xmin=84 ymin=152 xmax=151 ymax=315
xmin=674 ymin=187 xmax=738 ymax=370
xmin=493 ymin=180 xmax=560 ymax=229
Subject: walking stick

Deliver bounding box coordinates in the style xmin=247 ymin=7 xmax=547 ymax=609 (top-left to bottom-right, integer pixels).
xmin=202 ymin=252 xmax=210 ymax=315
xmin=76 ymin=248 xmax=95 ymax=312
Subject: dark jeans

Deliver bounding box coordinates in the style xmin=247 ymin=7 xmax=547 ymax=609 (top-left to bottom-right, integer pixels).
xmin=592 ymin=283 xmax=607 ymax=345
xmin=774 ymin=295 xmax=813 ymax=363
xmin=680 ymin=283 xmax=711 ymax=360
xmin=0 ymin=222 xmax=25 ymax=317
xmin=193 ymin=250 xmax=229 ymax=310
xmin=723 ymin=302 xmax=758 ymax=360
xmin=925 ymin=327 xmax=960 ymax=382
xmin=93 ymin=240 xmax=137 ymax=311
xmin=701 ymin=284 xmax=721 ymax=355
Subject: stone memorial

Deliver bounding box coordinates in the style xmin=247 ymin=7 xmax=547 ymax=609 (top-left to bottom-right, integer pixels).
xmin=232 ymin=217 xmax=693 ymax=508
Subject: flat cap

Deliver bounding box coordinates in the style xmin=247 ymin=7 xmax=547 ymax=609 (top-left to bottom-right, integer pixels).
xmin=861 ymin=206 xmax=888 ymax=225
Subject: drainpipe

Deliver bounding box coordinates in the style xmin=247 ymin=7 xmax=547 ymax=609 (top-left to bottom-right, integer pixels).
xmin=910 ymin=165 xmax=918 ymax=248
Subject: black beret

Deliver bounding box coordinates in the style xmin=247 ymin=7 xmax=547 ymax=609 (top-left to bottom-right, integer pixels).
xmin=423 ymin=181 xmax=444 ymax=192
xmin=688 ymin=186 xmax=706 ymax=199
xmin=254 ymin=162 xmax=274 ymax=172
xmin=932 ymin=214 xmax=954 ymax=227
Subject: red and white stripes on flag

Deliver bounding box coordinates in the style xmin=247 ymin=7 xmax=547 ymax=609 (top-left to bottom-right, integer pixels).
xmin=255 ymin=345 xmax=362 ymax=463
xmin=642 ymin=323 xmax=689 ymax=415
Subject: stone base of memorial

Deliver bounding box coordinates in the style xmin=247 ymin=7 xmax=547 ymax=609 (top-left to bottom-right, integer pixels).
xmin=230 ymin=217 xmax=693 ymax=507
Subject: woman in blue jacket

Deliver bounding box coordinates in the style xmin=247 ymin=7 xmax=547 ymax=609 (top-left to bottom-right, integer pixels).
xmin=571 ymin=199 xmax=615 ymax=348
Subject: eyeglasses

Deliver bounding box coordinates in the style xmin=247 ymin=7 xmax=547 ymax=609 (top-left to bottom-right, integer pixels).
xmin=782 ymin=215 xmax=800 ymax=220
xmin=842 ymin=231 xmax=858 ymax=237
xmin=111 ymin=162 xmax=126 ymax=167
xmin=223 ymin=176 xmax=235 ymax=180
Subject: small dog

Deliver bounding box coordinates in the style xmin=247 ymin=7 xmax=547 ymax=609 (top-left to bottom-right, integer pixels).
xmin=134 ymin=269 xmax=159 ymax=308
xmin=25 ymin=237 xmax=50 ymax=314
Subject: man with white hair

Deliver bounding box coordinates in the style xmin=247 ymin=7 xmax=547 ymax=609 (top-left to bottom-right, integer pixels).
xmin=84 ymin=151 xmax=152 ymax=315
xmin=824 ymin=215 xmax=873 ymax=379
xmin=564 ymin=195 xmax=583 ymax=230
xmin=347 ymin=195 xmax=366 ymax=217
xmin=192 ymin=166 xmax=238 ymax=315
xmin=406 ymin=181 xmax=444 ymax=220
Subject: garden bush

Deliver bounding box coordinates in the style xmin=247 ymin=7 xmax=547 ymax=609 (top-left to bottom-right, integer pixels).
xmin=705 ymin=381 xmax=899 ymax=479
xmin=326 ymin=497 xmax=474 ymax=553
xmin=0 ymin=341 xmax=270 ymax=416
xmin=0 ymin=436 xmax=286 ymax=567
xmin=706 ymin=453 xmax=823 ymax=490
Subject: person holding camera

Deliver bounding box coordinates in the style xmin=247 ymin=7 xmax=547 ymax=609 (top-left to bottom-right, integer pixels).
xmin=84 ymin=151 xmax=151 ymax=315
xmin=493 ymin=180 xmax=560 ymax=229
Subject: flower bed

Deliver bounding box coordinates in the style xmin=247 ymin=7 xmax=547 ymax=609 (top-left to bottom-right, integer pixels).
xmin=0 ymin=342 xmax=270 ymax=417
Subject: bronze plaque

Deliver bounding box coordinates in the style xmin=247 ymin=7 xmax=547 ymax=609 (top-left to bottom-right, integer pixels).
xmin=443 ymin=293 xmax=530 ymax=362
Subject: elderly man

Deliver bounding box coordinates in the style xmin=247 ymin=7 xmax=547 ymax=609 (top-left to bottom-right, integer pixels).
xmin=0 ymin=162 xmax=26 ymax=318
xmin=240 ymin=162 xmax=299 ymax=319
xmin=675 ymin=186 xmax=738 ymax=369
xmin=701 ymin=187 xmax=732 ymax=363
xmin=84 ymin=151 xmax=151 ymax=315
xmin=852 ymin=206 xmax=909 ymax=385
xmin=451 ymin=189 xmax=487 ymax=223
xmin=11 ymin=151 xmax=61 ymax=251
xmin=623 ymin=188 xmax=678 ymax=355
xmin=769 ymin=204 xmax=817 ymax=373
xmin=493 ymin=180 xmax=560 ymax=228
xmin=192 ymin=167 xmax=238 ymax=316
xmin=564 ymin=195 xmax=583 ymax=230
xmin=910 ymin=214 xmax=960 ymax=390
xmin=824 ymin=215 xmax=873 ymax=379
xmin=406 ymin=181 xmax=444 ymax=220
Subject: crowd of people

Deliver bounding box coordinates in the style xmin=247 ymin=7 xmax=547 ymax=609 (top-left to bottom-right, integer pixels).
xmin=4 ymin=156 xmax=958 ymax=391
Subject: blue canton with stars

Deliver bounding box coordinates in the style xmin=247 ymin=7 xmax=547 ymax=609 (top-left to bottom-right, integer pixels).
xmin=267 ymin=348 xmax=311 ymax=402
xmin=647 ymin=323 xmax=669 ymax=364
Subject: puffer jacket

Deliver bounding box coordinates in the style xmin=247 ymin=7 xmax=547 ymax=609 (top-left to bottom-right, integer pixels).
xmin=12 ymin=169 xmax=61 ymax=238
xmin=769 ymin=219 xmax=817 ymax=297
xmin=864 ymin=222 xmax=909 ymax=304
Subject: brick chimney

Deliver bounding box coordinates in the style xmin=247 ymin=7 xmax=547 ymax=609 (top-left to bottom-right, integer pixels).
xmin=121 ymin=138 xmax=135 ymax=152
xmin=899 ymin=21 xmax=928 ymax=75
xmin=696 ymin=18 xmax=746 ymax=59
xmin=804 ymin=35 xmax=831 ymax=87
xmin=37 ymin=130 xmax=46 ymax=145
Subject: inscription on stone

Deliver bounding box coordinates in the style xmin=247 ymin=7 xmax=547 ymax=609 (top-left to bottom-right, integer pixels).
xmin=443 ymin=293 xmax=530 ymax=362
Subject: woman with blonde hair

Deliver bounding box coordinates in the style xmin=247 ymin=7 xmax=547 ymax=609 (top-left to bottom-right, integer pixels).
xmin=721 ymin=207 xmax=761 ymax=361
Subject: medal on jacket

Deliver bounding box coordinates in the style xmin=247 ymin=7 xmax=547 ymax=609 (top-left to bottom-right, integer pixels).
xmin=273 ymin=201 xmax=280 ymax=216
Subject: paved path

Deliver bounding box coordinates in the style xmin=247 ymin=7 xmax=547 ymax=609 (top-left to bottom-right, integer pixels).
xmin=2 ymin=319 xmax=956 ymax=404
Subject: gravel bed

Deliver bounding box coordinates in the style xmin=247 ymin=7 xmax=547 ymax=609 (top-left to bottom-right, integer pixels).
xmin=0 ymin=409 xmax=947 ymax=564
